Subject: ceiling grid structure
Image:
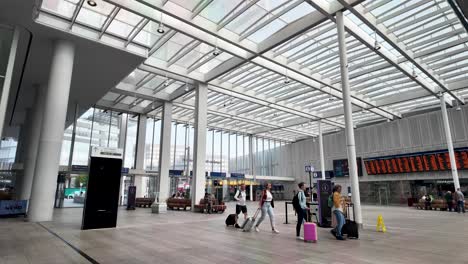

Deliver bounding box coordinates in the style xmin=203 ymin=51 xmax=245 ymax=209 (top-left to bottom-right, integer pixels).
xmin=35 ymin=0 xmax=468 ymax=142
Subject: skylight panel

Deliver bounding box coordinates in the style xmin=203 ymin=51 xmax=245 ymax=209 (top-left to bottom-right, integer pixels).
xmin=75 ymin=1 xmax=115 ymax=29
xmin=199 ymin=0 xmax=243 ymax=24
xmin=42 ymin=0 xmax=78 ymax=19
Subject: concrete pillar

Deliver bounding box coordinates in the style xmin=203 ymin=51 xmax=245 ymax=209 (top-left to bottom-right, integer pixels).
xmin=28 ymin=40 xmax=75 ymax=222
xmin=20 ymin=86 xmax=45 ymax=201
xmin=13 ymin=110 xmax=31 ymax=198
xmin=0 ymin=27 xmax=20 ymax=137
xmin=440 ymin=95 xmax=460 ymax=190
xmin=319 ymin=120 xmax=325 ymax=180
xmin=152 ymin=102 xmax=172 ymax=213
xmin=336 ymin=12 xmax=362 ymax=226
xmin=134 ymin=114 xmax=147 ymax=198
xmin=191 ymin=83 xmax=207 ymax=210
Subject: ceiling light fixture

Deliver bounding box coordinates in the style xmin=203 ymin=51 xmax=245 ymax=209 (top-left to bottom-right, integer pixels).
xmin=87 ymin=0 xmax=97 ymax=7
xmin=284 ymin=75 xmax=290 ymax=84
xmin=387 ymin=118 xmax=390 ymax=123
xmin=212 ymin=46 xmax=220 ymax=56
xmin=185 ymin=83 xmax=190 ymax=92
xmin=456 ymin=101 xmax=462 ymax=111
xmin=164 ymin=78 xmax=169 ymax=87
xmin=151 ymin=101 xmax=155 ymax=110
xmin=373 ymin=31 xmax=381 ymax=51
xmin=157 ymin=13 xmax=165 ymax=34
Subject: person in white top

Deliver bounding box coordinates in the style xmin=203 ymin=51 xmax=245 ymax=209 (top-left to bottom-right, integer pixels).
xmin=255 ymin=183 xmax=279 ymax=233
xmin=234 ymin=184 xmax=248 ymax=228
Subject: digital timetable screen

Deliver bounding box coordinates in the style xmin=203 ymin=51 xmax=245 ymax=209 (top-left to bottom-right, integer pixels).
xmin=364 ymin=148 xmax=468 ymax=175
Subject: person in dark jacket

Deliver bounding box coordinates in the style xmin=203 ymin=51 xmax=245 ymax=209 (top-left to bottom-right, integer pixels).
xmin=254 ymin=183 xmax=279 ymax=233
xmin=445 ymin=191 xmax=453 ymax=212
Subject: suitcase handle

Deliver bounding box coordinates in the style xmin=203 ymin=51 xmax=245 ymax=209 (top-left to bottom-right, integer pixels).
xmin=253 ymin=208 xmax=261 ymax=220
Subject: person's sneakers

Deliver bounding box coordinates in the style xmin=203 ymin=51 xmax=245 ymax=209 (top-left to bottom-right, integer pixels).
xmin=235 ymin=224 xmax=241 ymax=228
xmin=330 ymin=229 xmax=337 ymax=237
xmin=296 ymin=236 xmax=304 ymax=241
xmin=336 ymin=236 xmax=346 ymax=240
xmin=272 ymin=229 xmax=280 ymax=234
xmin=255 ymin=227 xmax=260 ymax=232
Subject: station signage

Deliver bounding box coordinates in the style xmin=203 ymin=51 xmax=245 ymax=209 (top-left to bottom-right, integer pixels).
xmin=364 ymin=147 xmax=468 ymax=175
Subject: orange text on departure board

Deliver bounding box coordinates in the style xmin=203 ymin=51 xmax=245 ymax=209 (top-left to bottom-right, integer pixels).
xmin=391 ymin=158 xmax=399 ymax=173
xmin=429 ymin=154 xmax=439 ymax=171
xmin=415 ymin=156 xmax=424 ymax=172
xmin=422 ymin=155 xmax=431 ymax=171
xmin=437 ymin=153 xmax=446 ymax=170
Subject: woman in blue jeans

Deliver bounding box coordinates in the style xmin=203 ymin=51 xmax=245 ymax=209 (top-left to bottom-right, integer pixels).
xmin=255 ymin=183 xmax=279 ymax=233
xmin=331 ymin=185 xmax=345 ymax=240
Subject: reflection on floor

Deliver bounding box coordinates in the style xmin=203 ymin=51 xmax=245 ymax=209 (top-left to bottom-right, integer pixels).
xmin=1 ymin=202 xmax=468 ymax=264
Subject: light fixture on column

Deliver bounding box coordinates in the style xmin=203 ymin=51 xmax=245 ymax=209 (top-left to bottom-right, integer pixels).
xmin=386 ymin=118 xmax=390 ymax=123
xmin=373 ymin=31 xmax=381 ymax=51
xmin=438 ymin=91 xmax=443 ymax=98
xmin=157 ymin=13 xmax=165 ymax=34
xmin=87 ymin=0 xmax=97 ymax=7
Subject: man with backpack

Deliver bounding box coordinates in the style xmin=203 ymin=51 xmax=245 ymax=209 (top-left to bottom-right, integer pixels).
xmin=293 ymin=182 xmax=309 ymax=240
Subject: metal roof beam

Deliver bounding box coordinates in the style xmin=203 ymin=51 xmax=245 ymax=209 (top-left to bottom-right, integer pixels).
xmin=338 ymin=0 xmax=463 ymax=104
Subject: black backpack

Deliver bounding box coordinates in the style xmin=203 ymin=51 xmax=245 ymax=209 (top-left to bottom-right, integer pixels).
xmin=292 ymin=192 xmax=300 ymax=211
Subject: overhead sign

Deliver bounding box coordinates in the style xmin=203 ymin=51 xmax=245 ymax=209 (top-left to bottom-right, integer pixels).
xmin=305 ymin=165 xmax=314 ymax=172
xmin=169 ymin=170 xmax=184 ymax=176
xmin=230 ymin=173 xmax=245 ymax=179
xmin=210 ymin=172 xmax=227 ymax=178
xmin=312 ymin=171 xmax=334 ymax=179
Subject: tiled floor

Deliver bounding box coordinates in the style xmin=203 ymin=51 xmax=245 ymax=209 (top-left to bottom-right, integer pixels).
xmin=1 ymin=202 xmax=468 ymax=263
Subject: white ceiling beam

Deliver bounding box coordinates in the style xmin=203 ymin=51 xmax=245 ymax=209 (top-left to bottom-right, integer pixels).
xmin=339 ymin=0 xmax=463 ymax=103
xmin=117 ymin=0 xmax=399 ymax=120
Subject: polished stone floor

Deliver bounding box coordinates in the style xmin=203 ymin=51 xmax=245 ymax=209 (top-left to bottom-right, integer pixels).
xmin=1 ymin=202 xmax=468 ymax=264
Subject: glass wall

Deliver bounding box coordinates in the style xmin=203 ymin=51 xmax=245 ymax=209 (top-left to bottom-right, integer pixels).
xmin=58 ymin=108 xmax=290 ymax=183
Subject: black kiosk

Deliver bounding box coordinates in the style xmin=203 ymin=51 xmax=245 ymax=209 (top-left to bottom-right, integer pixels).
xmin=317 ymin=180 xmax=332 ymax=227
xmin=82 ymin=147 xmax=123 ymax=230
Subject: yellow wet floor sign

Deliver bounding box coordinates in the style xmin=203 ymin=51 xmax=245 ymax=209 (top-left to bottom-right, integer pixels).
xmin=376 ymin=214 xmax=387 ymax=233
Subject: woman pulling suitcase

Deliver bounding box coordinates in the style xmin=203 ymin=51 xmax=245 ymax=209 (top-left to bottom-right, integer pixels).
xmin=254 ymin=183 xmax=280 ymax=234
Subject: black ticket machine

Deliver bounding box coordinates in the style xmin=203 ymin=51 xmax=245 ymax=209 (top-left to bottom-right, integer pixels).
xmin=82 ymin=147 xmax=123 ymax=230
xmin=317 ymin=180 xmax=332 ymax=227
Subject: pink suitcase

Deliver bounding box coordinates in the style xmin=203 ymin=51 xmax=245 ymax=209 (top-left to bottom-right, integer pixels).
xmin=304 ymin=222 xmax=318 ymax=242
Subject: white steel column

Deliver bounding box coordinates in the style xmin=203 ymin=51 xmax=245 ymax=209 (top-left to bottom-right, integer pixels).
xmin=118 ymin=113 xmax=128 ymax=205
xmin=336 ymin=12 xmax=362 ymax=226
xmin=440 ymin=95 xmax=460 ymax=190
xmin=153 ymin=102 xmax=172 ymax=213
xmin=319 ymin=120 xmax=325 ymax=180
xmin=0 ymin=27 xmax=20 ymax=136
xmin=249 ymin=135 xmax=255 ymax=201
xmin=192 ymin=83 xmax=208 ymax=211
xmin=134 ymin=114 xmax=147 ymax=198
xmin=20 ymin=85 xmax=45 ymax=201
xmin=28 ymin=40 xmax=75 ymax=222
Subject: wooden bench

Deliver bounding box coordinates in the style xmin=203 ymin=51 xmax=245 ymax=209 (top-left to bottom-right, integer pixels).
xmin=166 ymin=198 xmax=191 ymax=210
xmin=194 ymin=198 xmax=226 ymax=213
xmin=135 ymin=198 xmax=155 ymax=208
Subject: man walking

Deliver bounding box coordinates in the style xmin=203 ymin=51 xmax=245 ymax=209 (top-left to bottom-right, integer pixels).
xmin=234 ymin=184 xmax=248 ymax=228
xmin=456 ymin=188 xmax=465 ymax=214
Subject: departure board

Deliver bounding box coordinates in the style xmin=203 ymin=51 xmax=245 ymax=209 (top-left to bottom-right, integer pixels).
xmin=363 ymin=148 xmax=468 ymax=175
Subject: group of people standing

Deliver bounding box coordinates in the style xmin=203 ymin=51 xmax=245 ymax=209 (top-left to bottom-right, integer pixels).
xmin=443 ymin=188 xmax=466 ymax=213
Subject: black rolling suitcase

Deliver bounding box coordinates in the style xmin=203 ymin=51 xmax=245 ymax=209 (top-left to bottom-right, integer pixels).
xmin=225 ymin=214 xmax=237 ymax=226
xmin=342 ymin=203 xmax=359 ymax=239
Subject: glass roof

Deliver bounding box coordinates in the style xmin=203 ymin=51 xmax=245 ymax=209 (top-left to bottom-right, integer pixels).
xmin=36 ymin=0 xmax=468 ymax=142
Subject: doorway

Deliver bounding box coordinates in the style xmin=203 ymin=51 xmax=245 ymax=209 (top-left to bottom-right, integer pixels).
xmin=378 ymin=187 xmax=389 ymax=206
